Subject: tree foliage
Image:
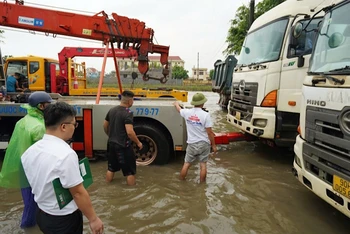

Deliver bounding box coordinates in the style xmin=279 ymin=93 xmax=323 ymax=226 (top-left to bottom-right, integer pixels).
xmin=172 ymin=65 xmax=189 ymax=79
xmin=209 ymin=69 xmax=214 ymax=80
xmin=224 ymin=0 xmax=286 ymax=56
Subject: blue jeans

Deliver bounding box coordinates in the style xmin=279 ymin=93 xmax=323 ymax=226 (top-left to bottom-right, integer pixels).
xmin=21 ymin=187 xmax=37 ymax=228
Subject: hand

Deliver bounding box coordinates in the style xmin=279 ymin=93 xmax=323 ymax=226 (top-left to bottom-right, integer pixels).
xmin=173 ymin=101 xmax=179 ymax=106
xmin=89 ymin=216 xmax=104 ymax=234
xmin=137 ymin=142 xmax=143 ymax=150
xmin=212 ymin=145 xmax=217 ymax=155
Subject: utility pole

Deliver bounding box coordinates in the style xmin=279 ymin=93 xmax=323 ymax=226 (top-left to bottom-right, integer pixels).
xmin=197 ymin=52 xmax=199 ymax=80
xmin=248 ymin=0 xmax=255 ymax=29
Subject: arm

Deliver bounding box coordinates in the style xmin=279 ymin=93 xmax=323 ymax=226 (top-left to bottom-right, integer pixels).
xmin=69 ymin=184 xmax=104 ymax=234
xmin=15 ymin=81 xmax=23 ymax=91
xmin=125 ymin=124 xmax=142 ymax=149
xmin=103 ymin=120 xmax=109 ymax=135
xmin=31 ymin=123 xmax=46 ymax=143
xmin=173 ymin=101 xmax=182 ymax=113
xmin=60 ymin=153 xmax=103 ymax=234
xmin=206 ymin=127 xmax=217 ymax=154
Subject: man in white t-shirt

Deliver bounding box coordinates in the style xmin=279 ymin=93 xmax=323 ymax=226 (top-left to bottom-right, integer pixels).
xmin=174 ymin=93 xmax=217 ymax=183
xmin=21 ymin=102 xmax=103 ymax=234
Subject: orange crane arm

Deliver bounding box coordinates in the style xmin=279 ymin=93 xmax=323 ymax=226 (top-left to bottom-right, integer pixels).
xmin=0 ymin=1 xmax=169 ymax=76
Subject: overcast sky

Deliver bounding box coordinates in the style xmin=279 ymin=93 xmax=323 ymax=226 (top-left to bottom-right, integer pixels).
xmin=0 ymin=0 xmax=260 ymax=75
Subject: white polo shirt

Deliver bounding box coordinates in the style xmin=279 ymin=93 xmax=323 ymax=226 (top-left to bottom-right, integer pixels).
xmin=21 ymin=134 xmax=83 ymax=215
xmin=180 ymin=107 xmax=213 ymax=144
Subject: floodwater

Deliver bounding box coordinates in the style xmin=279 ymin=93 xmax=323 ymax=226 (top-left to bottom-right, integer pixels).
xmin=1 ymin=91 xmax=350 ymax=234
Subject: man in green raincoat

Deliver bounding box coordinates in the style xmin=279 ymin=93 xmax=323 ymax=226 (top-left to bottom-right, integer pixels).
xmin=0 ymin=91 xmax=53 ymax=228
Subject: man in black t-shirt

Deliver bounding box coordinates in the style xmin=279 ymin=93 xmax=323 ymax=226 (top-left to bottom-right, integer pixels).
xmin=103 ymin=91 xmax=143 ymax=186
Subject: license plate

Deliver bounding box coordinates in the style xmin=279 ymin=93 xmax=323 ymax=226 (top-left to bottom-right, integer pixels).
xmin=333 ymin=174 xmax=350 ymax=199
xmin=235 ymin=111 xmax=241 ymax=120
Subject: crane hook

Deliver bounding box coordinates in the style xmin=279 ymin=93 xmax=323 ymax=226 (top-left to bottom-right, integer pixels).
xmin=142 ymin=74 xmax=168 ymax=84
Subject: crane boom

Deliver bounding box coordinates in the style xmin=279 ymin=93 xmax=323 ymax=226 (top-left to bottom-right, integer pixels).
xmin=58 ymin=47 xmax=138 ymax=78
xmin=0 ymin=0 xmax=169 ymax=77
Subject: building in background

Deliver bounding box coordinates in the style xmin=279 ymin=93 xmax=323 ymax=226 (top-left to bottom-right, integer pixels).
xmin=115 ymin=55 xmax=185 ymax=80
xmin=191 ymin=67 xmax=209 ymax=80
xmin=149 ymin=56 xmax=185 ymax=68
xmin=117 ymin=56 xmax=185 ymax=71
xmin=86 ymin=67 xmax=99 ymax=79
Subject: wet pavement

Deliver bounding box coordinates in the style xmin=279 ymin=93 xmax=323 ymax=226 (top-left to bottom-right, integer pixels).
xmin=1 ymin=91 xmax=350 ymax=234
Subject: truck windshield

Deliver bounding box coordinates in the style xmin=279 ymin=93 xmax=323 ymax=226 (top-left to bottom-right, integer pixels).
xmin=309 ymin=1 xmax=350 ymax=74
xmin=6 ymin=61 xmax=27 ymax=77
xmin=238 ymin=18 xmax=288 ymax=66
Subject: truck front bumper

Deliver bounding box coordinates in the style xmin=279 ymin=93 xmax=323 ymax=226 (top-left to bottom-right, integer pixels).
xmin=227 ymin=105 xmax=275 ymax=139
xmin=293 ymin=135 xmax=350 ymax=218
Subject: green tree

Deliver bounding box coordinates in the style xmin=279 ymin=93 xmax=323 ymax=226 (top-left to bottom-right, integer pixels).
xmin=172 ymin=65 xmax=189 ymax=79
xmin=209 ymin=69 xmax=214 ymax=80
xmin=224 ymin=0 xmax=285 ymax=55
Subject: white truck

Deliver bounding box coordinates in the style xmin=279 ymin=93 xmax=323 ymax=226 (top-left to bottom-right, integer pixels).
xmin=227 ymin=0 xmax=331 ymax=147
xmin=293 ymin=0 xmax=350 ymax=218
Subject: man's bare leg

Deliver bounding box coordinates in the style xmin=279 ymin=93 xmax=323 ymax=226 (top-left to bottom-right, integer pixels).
xmin=199 ymin=162 xmax=207 ymax=183
xmin=126 ymin=175 xmax=136 ymax=186
xmin=106 ymin=170 xmax=115 ymax=182
xmin=180 ymin=162 xmax=191 ymax=180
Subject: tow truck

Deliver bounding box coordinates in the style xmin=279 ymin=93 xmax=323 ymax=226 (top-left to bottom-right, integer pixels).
xmin=2 ymin=46 xmax=187 ymax=101
xmin=0 ymin=1 xmax=248 ymax=165
xmin=0 ymin=0 xmax=188 ymax=166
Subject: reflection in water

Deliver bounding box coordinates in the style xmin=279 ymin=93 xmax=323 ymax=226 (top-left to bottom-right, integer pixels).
xmin=1 ymin=92 xmax=350 ymax=234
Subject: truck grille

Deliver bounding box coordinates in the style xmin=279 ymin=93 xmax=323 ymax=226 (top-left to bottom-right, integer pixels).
xmin=303 ymin=106 xmax=350 ymax=184
xmin=228 ymin=82 xmax=258 ymax=121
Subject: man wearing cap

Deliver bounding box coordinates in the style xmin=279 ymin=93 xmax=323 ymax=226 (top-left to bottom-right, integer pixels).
xmin=0 ymin=91 xmax=53 ymax=228
xmin=174 ymin=93 xmax=217 ymax=183
xmin=103 ymin=90 xmax=143 ymax=186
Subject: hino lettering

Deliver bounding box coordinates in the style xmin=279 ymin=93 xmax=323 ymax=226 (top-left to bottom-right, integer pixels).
xmin=306 ymin=99 xmax=326 ymax=106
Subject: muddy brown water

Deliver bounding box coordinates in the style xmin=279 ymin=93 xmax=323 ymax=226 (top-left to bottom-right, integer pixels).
xmin=1 ymin=92 xmax=350 ymax=234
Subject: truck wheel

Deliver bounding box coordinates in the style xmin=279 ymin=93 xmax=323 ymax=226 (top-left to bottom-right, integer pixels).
xmin=133 ymin=123 xmax=170 ymax=165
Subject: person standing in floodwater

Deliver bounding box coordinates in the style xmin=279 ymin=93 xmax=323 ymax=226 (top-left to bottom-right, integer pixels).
xmin=103 ymin=90 xmax=143 ymax=186
xmin=0 ymin=91 xmax=53 ymax=228
xmin=173 ymin=92 xmax=217 ymax=182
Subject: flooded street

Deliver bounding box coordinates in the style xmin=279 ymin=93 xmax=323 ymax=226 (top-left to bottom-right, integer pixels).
xmin=1 ymin=91 xmax=350 ymax=234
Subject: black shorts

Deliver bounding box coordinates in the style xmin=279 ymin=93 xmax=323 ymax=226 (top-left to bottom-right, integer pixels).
xmin=107 ymin=142 xmax=136 ymax=176
xmin=36 ymin=209 xmax=83 ymax=234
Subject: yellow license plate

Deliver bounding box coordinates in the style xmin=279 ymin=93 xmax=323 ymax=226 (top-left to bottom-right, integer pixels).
xmin=235 ymin=111 xmax=241 ymax=120
xmin=333 ymin=174 xmax=350 ymax=199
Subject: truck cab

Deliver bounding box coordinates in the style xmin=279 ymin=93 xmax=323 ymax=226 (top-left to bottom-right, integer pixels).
xmin=293 ymin=0 xmax=350 ymax=218
xmin=4 ymin=56 xmax=59 ymax=93
xmin=227 ymin=0 xmax=328 ymax=147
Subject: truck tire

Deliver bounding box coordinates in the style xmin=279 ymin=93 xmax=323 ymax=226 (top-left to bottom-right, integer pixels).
xmin=133 ymin=123 xmax=170 ymax=165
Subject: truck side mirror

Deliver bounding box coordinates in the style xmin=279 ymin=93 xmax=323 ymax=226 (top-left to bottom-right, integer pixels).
xmin=328 ymin=32 xmax=344 ymax=48
xmin=292 ymin=22 xmax=303 ymax=38
xmin=297 ymin=56 xmax=305 ymax=68
xmin=288 ymin=44 xmax=296 ymax=57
